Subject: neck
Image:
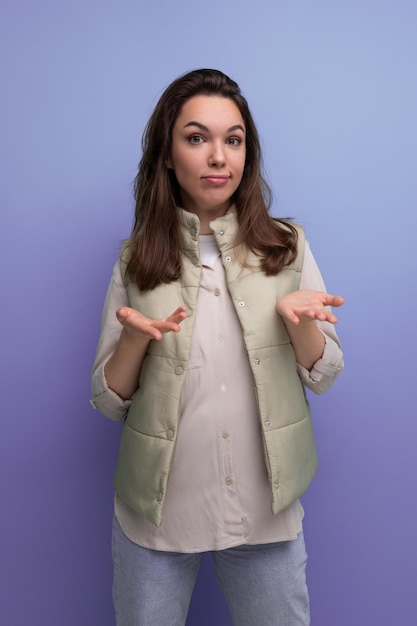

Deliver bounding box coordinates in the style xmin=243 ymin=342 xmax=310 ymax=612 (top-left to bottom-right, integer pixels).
xmin=198 ymin=219 xmax=214 ymax=235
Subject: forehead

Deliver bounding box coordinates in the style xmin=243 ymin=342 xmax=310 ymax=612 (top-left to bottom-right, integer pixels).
xmin=175 ymin=95 xmax=244 ymax=127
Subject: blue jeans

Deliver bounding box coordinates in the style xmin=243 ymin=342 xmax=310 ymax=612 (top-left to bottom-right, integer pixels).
xmin=112 ymin=516 xmax=310 ymax=625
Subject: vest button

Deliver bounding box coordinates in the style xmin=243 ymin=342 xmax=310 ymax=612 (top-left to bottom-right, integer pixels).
xmin=166 ymin=429 xmax=175 ymax=440
xmin=225 ymin=255 xmax=232 ymax=262
xmin=174 ymin=366 xmax=184 ymax=375
xmin=255 ymin=359 xmax=261 ymax=365
xmin=190 ymin=227 xmax=197 ymax=236
xmin=238 ymin=301 xmax=245 ymax=307
xmin=191 ymin=256 xmax=199 ymax=265
xmin=265 ymin=420 xmax=270 ymax=427
xmin=156 ymin=491 xmax=163 ymax=502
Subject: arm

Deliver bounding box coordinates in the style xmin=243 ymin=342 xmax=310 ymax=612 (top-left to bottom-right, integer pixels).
xmin=276 ymin=290 xmax=344 ymax=370
xmin=104 ymin=305 xmax=187 ymax=401
xmin=276 ymin=241 xmax=344 ymax=394
xmin=91 ymin=261 xmax=186 ymax=419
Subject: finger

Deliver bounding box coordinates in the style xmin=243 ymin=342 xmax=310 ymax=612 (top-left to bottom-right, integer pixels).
xmin=280 ymin=308 xmax=302 ymax=325
xmin=170 ymin=305 xmax=187 ymax=317
xmin=167 ymin=307 xmax=188 ymax=325
xmin=316 ymin=309 xmax=339 ymax=324
xmin=325 ymin=294 xmax=344 ymax=308
xmin=153 ymin=320 xmax=183 ymax=334
xmin=286 ymin=313 xmax=300 ymax=325
xmin=116 ymin=307 xmax=136 ymax=324
xmin=296 ymin=309 xmax=317 ymax=321
xmin=116 ymin=308 xmax=162 ymax=339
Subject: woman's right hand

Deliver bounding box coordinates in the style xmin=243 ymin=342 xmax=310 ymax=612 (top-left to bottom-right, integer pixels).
xmin=104 ymin=305 xmax=187 ymax=400
xmin=116 ymin=305 xmax=187 ymax=342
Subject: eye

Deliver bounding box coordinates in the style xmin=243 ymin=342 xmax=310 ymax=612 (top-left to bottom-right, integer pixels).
xmin=188 ymin=134 xmax=205 ymax=145
xmin=226 ymin=137 xmax=242 ymax=146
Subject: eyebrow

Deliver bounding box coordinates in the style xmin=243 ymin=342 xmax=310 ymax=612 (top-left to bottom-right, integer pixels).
xmin=183 ymin=121 xmax=245 ymax=133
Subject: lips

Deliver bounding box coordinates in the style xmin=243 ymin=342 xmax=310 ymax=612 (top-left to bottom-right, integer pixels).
xmin=202 ymin=175 xmax=230 ymax=185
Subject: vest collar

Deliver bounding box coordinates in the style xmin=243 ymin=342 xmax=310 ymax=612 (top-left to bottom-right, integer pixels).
xmin=178 ymin=205 xmax=238 ymax=253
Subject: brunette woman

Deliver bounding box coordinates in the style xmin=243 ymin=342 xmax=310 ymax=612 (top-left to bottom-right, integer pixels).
xmin=91 ymin=68 xmax=344 ymax=626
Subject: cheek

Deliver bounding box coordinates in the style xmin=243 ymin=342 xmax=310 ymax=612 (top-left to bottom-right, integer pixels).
xmin=234 ymin=153 xmax=246 ymax=180
xmin=232 ymin=147 xmax=246 ymax=168
xmin=172 ymin=152 xmax=196 ymax=178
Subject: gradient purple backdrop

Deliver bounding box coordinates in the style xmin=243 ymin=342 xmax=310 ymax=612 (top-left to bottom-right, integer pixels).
xmin=1 ymin=1 xmax=416 ymax=624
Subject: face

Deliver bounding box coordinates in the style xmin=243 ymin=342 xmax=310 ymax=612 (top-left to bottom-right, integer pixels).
xmin=167 ymin=95 xmax=246 ymax=227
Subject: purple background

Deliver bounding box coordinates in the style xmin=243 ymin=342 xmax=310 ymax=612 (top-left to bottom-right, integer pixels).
xmin=1 ymin=1 xmax=416 ymax=624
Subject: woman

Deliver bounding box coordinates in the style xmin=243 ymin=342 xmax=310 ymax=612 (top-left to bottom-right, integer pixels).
xmin=91 ymin=68 xmax=344 ymax=625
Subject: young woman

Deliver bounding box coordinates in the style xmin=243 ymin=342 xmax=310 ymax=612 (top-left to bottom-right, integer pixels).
xmin=91 ymin=68 xmax=344 ymax=626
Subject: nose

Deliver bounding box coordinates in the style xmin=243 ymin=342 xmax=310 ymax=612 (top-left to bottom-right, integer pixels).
xmin=208 ymin=141 xmax=226 ymax=167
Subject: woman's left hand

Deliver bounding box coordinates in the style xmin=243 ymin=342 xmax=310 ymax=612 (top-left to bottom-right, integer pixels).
xmin=276 ymin=290 xmax=344 ymax=326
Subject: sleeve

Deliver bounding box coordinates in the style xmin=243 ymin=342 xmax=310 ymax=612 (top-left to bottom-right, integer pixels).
xmin=90 ymin=260 xmax=133 ymax=421
xmin=296 ymin=241 xmax=344 ymax=395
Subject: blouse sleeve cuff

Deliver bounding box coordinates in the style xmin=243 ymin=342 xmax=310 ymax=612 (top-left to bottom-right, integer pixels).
xmin=90 ymin=361 xmax=132 ymax=421
xmin=297 ymin=332 xmax=344 ymax=393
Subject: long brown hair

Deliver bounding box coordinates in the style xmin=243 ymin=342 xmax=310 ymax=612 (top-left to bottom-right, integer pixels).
xmin=126 ymin=69 xmax=297 ymax=290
